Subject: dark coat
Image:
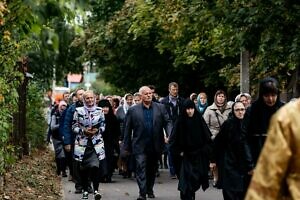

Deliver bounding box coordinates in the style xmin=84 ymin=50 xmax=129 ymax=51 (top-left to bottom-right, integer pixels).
xmin=242 ymin=99 xmax=284 ymax=163
xmin=160 ymin=95 xmax=185 ymax=123
xmin=115 ymin=106 xmax=126 ymax=141
xmin=123 ymin=102 xmax=173 ymax=155
xmin=62 ymin=101 xmax=83 ymax=145
xmin=170 ymin=100 xmax=212 ymax=193
xmin=99 ymin=99 xmax=121 ymax=177
xmin=242 ymin=77 xmax=285 ymax=164
xmin=214 ymin=115 xmax=253 ymax=191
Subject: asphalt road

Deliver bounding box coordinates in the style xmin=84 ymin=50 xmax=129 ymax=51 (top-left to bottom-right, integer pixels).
xmin=62 ymin=169 xmax=223 ymax=200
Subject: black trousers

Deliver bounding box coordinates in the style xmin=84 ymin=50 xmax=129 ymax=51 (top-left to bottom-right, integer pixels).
xmin=65 ymin=151 xmax=73 ymax=175
xmin=135 ymin=153 xmax=159 ymax=196
xmin=80 ymin=166 xmax=100 ymax=192
xmin=222 ymin=189 xmax=245 ymax=200
xmin=180 ymin=191 xmax=195 ymax=200
xmin=73 ymin=160 xmax=83 ymax=190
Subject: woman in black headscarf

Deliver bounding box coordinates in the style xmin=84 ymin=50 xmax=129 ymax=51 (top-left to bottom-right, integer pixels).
xmin=169 ymin=99 xmax=212 ymax=200
xmin=98 ymin=99 xmax=121 ymax=182
xmin=212 ymin=101 xmax=253 ymax=200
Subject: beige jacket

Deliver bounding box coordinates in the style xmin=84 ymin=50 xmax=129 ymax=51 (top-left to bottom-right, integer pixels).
xmin=245 ymin=99 xmax=300 ymax=200
xmin=203 ymin=103 xmax=231 ymax=139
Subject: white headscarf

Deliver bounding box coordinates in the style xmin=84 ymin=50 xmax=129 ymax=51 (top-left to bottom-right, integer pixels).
xmin=123 ymin=93 xmax=133 ymax=114
xmin=83 ymin=91 xmax=97 ymax=112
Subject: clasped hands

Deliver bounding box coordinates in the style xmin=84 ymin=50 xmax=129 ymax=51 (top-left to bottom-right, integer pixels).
xmin=84 ymin=127 xmax=99 ymax=137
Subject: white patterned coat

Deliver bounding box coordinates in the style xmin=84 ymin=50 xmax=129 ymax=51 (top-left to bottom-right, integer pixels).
xmin=72 ymin=107 xmax=106 ymax=162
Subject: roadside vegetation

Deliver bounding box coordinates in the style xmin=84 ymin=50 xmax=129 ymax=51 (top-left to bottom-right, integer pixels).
xmin=0 ymin=0 xmax=299 ymax=197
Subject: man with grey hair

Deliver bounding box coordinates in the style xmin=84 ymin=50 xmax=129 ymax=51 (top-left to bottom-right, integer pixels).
xmin=123 ymin=86 xmax=173 ymax=200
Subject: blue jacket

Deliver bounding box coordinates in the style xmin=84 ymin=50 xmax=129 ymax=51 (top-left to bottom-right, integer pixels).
xmin=62 ymin=103 xmax=77 ymax=145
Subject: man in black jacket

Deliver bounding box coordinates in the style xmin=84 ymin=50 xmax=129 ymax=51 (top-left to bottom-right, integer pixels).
xmin=160 ymin=82 xmax=185 ymax=178
xmin=123 ymin=86 xmax=173 ymax=200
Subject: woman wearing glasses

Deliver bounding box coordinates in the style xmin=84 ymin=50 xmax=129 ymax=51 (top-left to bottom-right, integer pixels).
xmin=211 ymin=101 xmax=254 ymax=200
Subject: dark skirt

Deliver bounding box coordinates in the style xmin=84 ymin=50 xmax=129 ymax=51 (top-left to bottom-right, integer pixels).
xmin=178 ymin=152 xmax=209 ymax=194
xmin=52 ymin=138 xmax=65 ymax=159
xmin=81 ymin=146 xmax=99 ymax=169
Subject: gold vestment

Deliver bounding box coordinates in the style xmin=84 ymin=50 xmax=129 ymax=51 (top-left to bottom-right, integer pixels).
xmin=245 ymin=99 xmax=300 ymax=200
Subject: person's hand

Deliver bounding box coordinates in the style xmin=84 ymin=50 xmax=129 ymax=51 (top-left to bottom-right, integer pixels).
xmin=64 ymin=144 xmax=71 ymax=152
xmin=89 ymin=128 xmax=98 ymax=136
xmin=84 ymin=127 xmax=98 ymax=137
xmin=164 ymin=136 xmax=169 ymax=144
xmin=46 ymin=138 xmax=51 ymax=145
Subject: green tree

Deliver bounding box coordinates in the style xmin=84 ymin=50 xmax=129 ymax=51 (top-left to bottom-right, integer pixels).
xmin=0 ymin=0 xmax=36 ymax=174
xmin=81 ymin=0 xmax=235 ymax=96
xmin=27 ymin=0 xmax=87 ymax=87
xmin=81 ymin=0 xmax=299 ymax=96
xmin=0 ymin=0 xmax=88 ymax=174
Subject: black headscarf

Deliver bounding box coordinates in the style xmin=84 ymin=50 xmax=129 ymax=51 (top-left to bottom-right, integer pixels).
xmin=243 ymin=77 xmax=284 ymax=163
xmin=98 ymin=99 xmax=120 ymax=145
xmin=248 ymin=77 xmax=284 ymax=134
xmin=98 ymin=99 xmax=112 ymax=111
xmin=175 ymin=99 xmax=212 ymax=153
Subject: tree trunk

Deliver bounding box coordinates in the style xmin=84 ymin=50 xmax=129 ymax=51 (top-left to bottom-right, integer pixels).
xmin=240 ymin=50 xmax=250 ymax=93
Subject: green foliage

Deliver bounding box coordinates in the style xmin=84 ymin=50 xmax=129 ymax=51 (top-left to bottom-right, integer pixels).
xmin=26 ymin=82 xmax=48 ymax=149
xmin=211 ymin=0 xmax=300 ymax=86
xmin=0 ymin=0 xmax=32 ymax=175
xmin=0 ymin=145 xmax=16 ymax=175
xmin=26 ymin=0 xmax=87 ymax=88
xmin=91 ymin=73 xmax=125 ymax=95
xmin=89 ymin=0 xmax=125 ymax=22
xmin=80 ymin=0 xmax=235 ymax=96
xmin=81 ymin=0 xmax=299 ymax=97
xmin=0 ymin=0 xmax=87 ymax=174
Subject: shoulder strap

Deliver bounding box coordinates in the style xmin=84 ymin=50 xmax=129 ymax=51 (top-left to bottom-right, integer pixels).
xmin=215 ymin=111 xmax=221 ymax=127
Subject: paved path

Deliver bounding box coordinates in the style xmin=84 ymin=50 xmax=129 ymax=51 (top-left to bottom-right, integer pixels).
xmin=62 ymin=169 xmax=223 ymax=200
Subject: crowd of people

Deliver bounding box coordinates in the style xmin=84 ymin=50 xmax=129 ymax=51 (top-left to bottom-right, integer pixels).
xmin=45 ymin=77 xmax=299 ymax=200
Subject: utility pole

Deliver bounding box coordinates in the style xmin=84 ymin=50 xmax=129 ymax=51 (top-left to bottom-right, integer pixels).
xmin=240 ymin=50 xmax=250 ymax=93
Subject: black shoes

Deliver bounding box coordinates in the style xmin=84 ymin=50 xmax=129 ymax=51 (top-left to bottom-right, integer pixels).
xmin=82 ymin=191 xmax=88 ymax=199
xmin=137 ymin=195 xmax=146 ymax=200
xmin=137 ymin=193 xmax=155 ymax=199
xmin=75 ymin=186 xmax=92 ymax=194
xmin=94 ymin=191 xmax=102 ymax=200
xmin=147 ymin=193 xmax=155 ymax=198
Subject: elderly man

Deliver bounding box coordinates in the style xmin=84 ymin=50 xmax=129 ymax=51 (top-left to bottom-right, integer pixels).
xmin=123 ymin=86 xmax=173 ymax=200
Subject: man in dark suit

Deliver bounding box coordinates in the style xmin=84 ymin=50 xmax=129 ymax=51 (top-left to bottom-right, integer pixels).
xmin=123 ymin=86 xmax=173 ymax=200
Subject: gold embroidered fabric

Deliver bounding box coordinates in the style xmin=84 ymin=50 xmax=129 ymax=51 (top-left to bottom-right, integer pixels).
xmin=245 ymin=99 xmax=300 ymax=200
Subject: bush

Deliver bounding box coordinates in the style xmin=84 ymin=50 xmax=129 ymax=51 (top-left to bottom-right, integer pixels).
xmin=26 ymin=82 xmax=48 ymax=150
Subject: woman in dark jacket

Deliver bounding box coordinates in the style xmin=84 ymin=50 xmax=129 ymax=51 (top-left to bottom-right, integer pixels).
xmin=169 ymin=99 xmax=212 ymax=200
xmin=98 ymin=99 xmax=121 ymax=182
xmin=212 ymin=101 xmax=253 ymax=200
xmin=50 ymin=100 xmax=68 ymax=177
xmin=242 ymin=77 xmax=285 ymax=164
